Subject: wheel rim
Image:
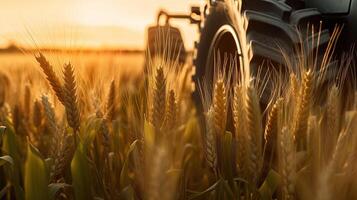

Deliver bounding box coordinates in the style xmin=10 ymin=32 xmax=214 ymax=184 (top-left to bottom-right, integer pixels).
xmin=204 ymin=24 xmax=244 ymax=132
xmin=206 ymin=24 xmax=243 ymax=82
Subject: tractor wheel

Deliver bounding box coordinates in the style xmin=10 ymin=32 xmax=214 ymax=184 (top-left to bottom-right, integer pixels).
xmin=192 ymin=0 xmax=340 ymax=189
xmin=193 ymin=0 xmax=337 ymax=110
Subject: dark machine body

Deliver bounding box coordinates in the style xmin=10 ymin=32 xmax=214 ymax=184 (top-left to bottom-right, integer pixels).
xmin=147 ymin=0 xmax=357 ymax=107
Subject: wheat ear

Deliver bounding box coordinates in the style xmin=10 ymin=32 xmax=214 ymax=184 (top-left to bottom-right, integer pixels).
xmin=323 ymin=85 xmax=340 ymax=162
xmin=212 ymin=79 xmax=227 ymax=136
xmin=289 ymin=74 xmax=299 ymax=105
xmin=233 ymin=85 xmax=247 ymax=174
xmin=63 ymin=63 xmax=80 ymax=135
xmin=280 ymin=126 xmax=296 ymax=200
xmin=12 ymin=104 xmax=26 ymax=136
xmin=51 ymin=131 xmax=75 ymax=183
xmin=245 ymin=83 xmax=263 ymax=185
xmin=35 ymin=53 xmax=65 ymax=104
xmin=106 ymin=80 xmax=116 ymax=121
xmin=32 ymin=100 xmax=43 ymax=127
xmin=265 ymin=98 xmax=284 ymax=142
xmin=263 ymin=98 xmax=283 ymax=169
xmin=204 ymin=108 xmax=218 ymax=175
xmin=41 ymin=95 xmax=59 ymax=158
xmin=163 ymin=89 xmax=177 ymax=131
xmin=151 ymin=67 xmax=166 ymax=131
xmin=24 ymin=84 xmax=31 ymax=120
xmin=293 ymin=70 xmax=313 ymax=149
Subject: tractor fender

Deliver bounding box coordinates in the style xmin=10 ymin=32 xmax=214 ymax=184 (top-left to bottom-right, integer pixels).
xmin=305 ymin=0 xmax=351 ymax=14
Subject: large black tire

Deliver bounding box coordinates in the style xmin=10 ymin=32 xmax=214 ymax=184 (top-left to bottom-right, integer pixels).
xmin=192 ymin=0 xmax=340 ymax=188
xmin=192 ymin=0 xmax=336 ymax=110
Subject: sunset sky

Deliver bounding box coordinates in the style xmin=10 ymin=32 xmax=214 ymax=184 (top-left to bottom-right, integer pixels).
xmin=0 ymin=0 xmax=202 ymax=49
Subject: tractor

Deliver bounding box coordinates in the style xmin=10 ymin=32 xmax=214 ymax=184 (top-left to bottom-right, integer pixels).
xmin=146 ymin=0 xmax=357 ymax=107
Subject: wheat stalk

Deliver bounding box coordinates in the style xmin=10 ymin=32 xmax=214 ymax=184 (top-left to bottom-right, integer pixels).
xmin=35 ymin=53 xmax=65 ymax=104
xmin=147 ymin=147 xmax=171 ymax=200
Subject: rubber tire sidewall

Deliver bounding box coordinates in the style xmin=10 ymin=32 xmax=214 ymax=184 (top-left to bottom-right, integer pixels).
xmin=194 ymin=3 xmax=241 ymax=111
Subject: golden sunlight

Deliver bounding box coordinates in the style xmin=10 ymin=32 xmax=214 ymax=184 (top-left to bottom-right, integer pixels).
xmin=0 ymin=0 xmax=202 ymax=49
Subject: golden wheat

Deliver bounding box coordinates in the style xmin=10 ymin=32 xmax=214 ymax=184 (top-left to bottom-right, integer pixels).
xmin=204 ymin=108 xmax=218 ymax=174
xmin=106 ymin=80 xmax=116 ymax=121
xmin=151 ymin=67 xmax=166 ymax=131
xmin=63 ymin=63 xmax=80 ymax=134
xmin=32 ymin=99 xmax=43 ymax=127
xmin=212 ymin=79 xmax=227 ymax=136
xmin=233 ymin=84 xmax=247 ymax=174
xmin=163 ymin=89 xmax=177 ymax=132
xmin=280 ymin=126 xmax=296 ymax=200
xmin=293 ymin=70 xmax=313 ymax=149
xmin=245 ymin=83 xmax=263 ymax=185
xmin=35 ymin=53 xmax=66 ymax=104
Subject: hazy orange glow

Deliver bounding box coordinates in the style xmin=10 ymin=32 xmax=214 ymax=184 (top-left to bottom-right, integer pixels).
xmin=0 ymin=0 xmax=202 ymax=49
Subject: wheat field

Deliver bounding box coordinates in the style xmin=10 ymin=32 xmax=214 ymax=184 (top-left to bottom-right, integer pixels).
xmin=0 ymin=33 xmax=357 ymax=200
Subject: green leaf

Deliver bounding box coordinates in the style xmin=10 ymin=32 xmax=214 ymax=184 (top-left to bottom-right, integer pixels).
xmin=1 ymin=125 xmax=24 ymax=200
xmin=258 ymin=170 xmax=281 ymax=200
xmin=48 ymin=183 xmax=71 ymax=200
xmin=222 ymin=131 xmax=234 ymax=185
xmin=0 ymin=155 xmax=13 ymax=166
xmin=120 ymin=140 xmax=138 ymax=189
xmin=71 ymin=143 xmax=92 ymax=200
xmin=25 ymin=144 xmax=49 ymax=200
xmin=188 ymin=179 xmax=221 ymax=200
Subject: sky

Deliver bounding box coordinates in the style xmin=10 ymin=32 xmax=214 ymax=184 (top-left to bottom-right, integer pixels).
xmin=0 ymin=0 xmax=202 ymax=49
